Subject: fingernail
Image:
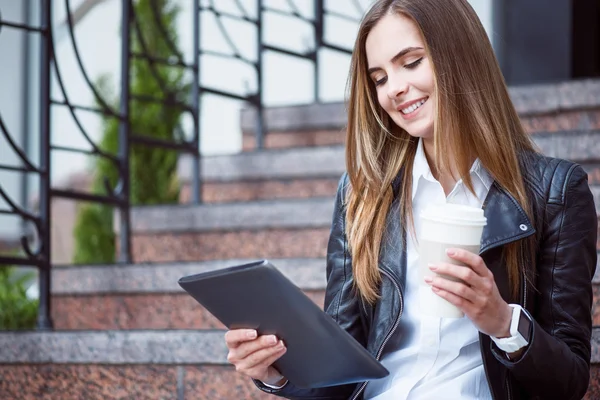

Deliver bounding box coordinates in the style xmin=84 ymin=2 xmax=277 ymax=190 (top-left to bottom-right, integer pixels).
xmin=277 ymin=340 xmax=285 ymax=349
xmin=269 ymin=335 xmax=278 ymax=344
xmin=446 ymin=249 xmax=456 ymax=256
xmin=432 ymin=286 xmax=440 ymax=292
xmin=424 ymin=276 xmax=433 ymax=284
xmin=428 ymin=263 xmax=437 ymax=271
xmin=247 ymin=330 xmax=257 ymax=339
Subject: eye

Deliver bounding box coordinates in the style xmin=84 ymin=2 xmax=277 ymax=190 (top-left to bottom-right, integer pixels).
xmin=404 ymin=57 xmax=423 ymax=69
xmin=374 ymin=76 xmax=387 ymax=86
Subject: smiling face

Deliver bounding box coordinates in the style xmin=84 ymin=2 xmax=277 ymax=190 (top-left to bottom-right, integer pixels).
xmin=365 ymin=11 xmax=435 ymax=141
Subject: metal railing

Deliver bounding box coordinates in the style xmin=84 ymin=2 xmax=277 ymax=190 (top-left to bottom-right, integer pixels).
xmin=0 ymin=0 xmax=365 ymax=329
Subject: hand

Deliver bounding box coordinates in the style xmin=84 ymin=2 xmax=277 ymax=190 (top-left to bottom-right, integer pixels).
xmin=224 ymin=329 xmax=288 ymax=386
xmin=425 ymin=248 xmax=512 ymax=338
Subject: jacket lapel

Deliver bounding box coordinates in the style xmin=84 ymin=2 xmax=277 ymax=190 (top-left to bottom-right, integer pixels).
xmin=480 ymin=182 xmax=536 ymax=254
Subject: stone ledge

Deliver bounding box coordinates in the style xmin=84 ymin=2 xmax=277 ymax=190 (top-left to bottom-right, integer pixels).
xmin=241 ymin=102 xmax=346 ymax=134
xmin=54 ymin=254 xmax=600 ymax=291
xmin=0 ymin=330 xmax=228 ymax=364
xmin=240 ymin=79 xmax=600 ymax=133
xmin=119 ymin=198 xmax=335 ymax=234
xmin=178 ymin=130 xmax=599 ymax=184
xmin=532 ymin=130 xmax=600 ymax=162
xmin=124 ymin=183 xmax=598 ymax=239
xmin=178 ymin=145 xmax=345 ymax=183
xmin=509 ymin=79 xmax=600 ymax=116
xmin=52 ymin=258 xmax=327 ymax=295
xmin=2 ymin=328 xmax=600 ymax=364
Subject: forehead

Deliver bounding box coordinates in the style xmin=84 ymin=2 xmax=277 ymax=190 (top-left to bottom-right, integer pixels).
xmin=365 ymin=12 xmax=424 ymax=66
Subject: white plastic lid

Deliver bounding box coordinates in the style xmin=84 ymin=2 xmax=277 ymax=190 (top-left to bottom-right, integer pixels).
xmin=420 ymin=203 xmax=487 ymax=226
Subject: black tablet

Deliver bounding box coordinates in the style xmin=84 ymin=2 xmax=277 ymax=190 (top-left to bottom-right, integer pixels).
xmin=178 ymin=259 xmax=389 ymax=389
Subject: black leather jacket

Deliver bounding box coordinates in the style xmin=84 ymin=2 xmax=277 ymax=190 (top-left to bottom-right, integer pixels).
xmin=256 ymin=152 xmax=598 ymax=400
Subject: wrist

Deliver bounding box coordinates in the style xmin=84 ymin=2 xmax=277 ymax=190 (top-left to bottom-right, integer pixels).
xmin=494 ymin=303 xmax=513 ymax=339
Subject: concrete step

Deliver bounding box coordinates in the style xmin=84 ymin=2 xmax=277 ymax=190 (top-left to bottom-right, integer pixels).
xmin=178 ymin=130 xmax=600 ymax=205
xmin=51 ymin=259 xmax=326 ymax=330
xmin=1 ymin=329 xmax=600 ymax=399
xmin=239 ymin=79 xmax=600 ymax=151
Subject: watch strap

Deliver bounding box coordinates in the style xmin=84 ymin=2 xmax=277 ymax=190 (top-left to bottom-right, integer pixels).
xmin=490 ymin=304 xmax=530 ymax=353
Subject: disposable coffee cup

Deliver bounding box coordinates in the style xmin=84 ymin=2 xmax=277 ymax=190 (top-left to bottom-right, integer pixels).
xmin=418 ymin=203 xmax=487 ymax=318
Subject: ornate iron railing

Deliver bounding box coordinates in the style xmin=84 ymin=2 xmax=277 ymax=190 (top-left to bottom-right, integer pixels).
xmin=0 ymin=0 xmax=365 ymax=330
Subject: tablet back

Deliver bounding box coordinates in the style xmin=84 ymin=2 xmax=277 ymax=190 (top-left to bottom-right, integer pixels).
xmin=178 ymin=260 xmax=388 ymax=389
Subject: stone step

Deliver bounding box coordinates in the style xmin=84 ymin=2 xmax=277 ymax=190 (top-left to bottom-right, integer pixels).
xmin=240 ymin=79 xmax=600 ymax=151
xmin=0 ymin=365 xmax=274 ymax=400
xmin=122 ymin=198 xmax=335 ymax=263
xmin=126 ymin=186 xmax=600 ymax=264
xmin=1 ymin=329 xmax=600 ymax=399
xmin=52 ymin=251 xmax=600 ymax=331
xmin=0 ymin=331 xmax=275 ymax=399
xmin=178 ymin=145 xmax=344 ymax=203
xmin=51 ymin=259 xmax=326 ymax=330
xmin=178 ymin=130 xmax=600 ymax=205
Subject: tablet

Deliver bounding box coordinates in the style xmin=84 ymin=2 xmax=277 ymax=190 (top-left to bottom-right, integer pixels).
xmin=178 ymin=259 xmax=389 ymax=389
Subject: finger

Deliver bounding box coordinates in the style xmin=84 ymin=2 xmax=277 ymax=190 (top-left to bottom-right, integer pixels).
xmin=431 ymin=286 xmax=473 ymax=312
xmin=430 ymin=262 xmax=482 ymax=288
xmin=246 ymin=351 xmax=288 ymax=383
xmin=224 ymin=329 xmax=258 ymax=349
xmin=446 ymin=248 xmax=490 ymax=277
xmin=427 ymin=274 xmax=477 ymax=303
xmin=237 ymin=340 xmax=286 ymax=373
xmin=229 ymin=334 xmax=279 ymax=362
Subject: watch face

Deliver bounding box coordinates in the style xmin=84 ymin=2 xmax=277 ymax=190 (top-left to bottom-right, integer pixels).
xmin=517 ymin=309 xmax=532 ymax=341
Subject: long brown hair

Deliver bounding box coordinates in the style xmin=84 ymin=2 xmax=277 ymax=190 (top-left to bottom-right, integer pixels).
xmin=345 ymin=0 xmax=536 ymax=304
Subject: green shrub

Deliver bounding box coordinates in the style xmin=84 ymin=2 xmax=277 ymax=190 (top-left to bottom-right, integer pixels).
xmin=0 ymin=266 xmax=38 ymax=330
xmin=73 ymin=0 xmax=188 ymax=264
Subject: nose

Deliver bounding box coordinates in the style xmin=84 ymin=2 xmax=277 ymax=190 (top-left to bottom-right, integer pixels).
xmin=386 ymin=72 xmax=408 ymax=100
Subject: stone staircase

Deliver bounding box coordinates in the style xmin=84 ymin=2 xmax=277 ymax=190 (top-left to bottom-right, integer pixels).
xmin=1 ymin=78 xmax=600 ymax=399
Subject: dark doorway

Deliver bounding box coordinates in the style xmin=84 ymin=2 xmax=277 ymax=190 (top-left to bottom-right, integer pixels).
xmin=496 ymin=0 xmax=600 ymax=85
xmin=572 ymin=0 xmax=600 ymax=79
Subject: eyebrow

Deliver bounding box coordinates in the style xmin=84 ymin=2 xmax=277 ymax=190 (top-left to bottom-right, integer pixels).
xmin=367 ymin=46 xmax=424 ymax=74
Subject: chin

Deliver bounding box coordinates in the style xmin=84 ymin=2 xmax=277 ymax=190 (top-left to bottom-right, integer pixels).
xmin=393 ymin=121 xmax=434 ymax=140
xmin=405 ymin=133 xmax=433 ymax=142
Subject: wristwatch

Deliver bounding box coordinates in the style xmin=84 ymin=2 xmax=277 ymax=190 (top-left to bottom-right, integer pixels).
xmin=490 ymin=304 xmax=532 ymax=353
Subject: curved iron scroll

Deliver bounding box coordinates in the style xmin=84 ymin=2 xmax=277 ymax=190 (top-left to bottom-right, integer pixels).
xmin=0 ymin=0 xmax=366 ymax=331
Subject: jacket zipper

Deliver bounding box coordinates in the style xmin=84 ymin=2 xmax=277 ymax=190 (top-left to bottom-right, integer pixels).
xmin=350 ymin=269 xmax=404 ymax=400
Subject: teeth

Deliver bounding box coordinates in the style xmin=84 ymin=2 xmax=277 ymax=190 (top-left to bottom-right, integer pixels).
xmin=401 ymin=98 xmax=426 ymax=114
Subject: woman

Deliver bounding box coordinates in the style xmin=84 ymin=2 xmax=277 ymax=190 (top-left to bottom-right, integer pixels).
xmin=224 ymin=0 xmax=598 ymax=398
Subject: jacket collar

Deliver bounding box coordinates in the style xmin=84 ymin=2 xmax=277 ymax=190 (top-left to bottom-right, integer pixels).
xmin=385 ymin=168 xmax=535 ymax=284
